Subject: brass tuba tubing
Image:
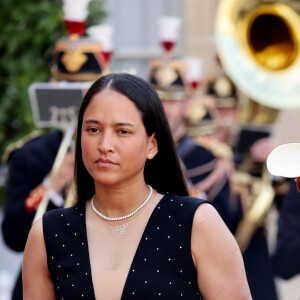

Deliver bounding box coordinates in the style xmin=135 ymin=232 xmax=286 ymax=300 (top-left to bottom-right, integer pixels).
xmin=215 ymin=0 xmax=300 ymax=109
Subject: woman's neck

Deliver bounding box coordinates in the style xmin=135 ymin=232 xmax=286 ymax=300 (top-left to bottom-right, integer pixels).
xmin=93 ymin=182 xmax=152 ymax=218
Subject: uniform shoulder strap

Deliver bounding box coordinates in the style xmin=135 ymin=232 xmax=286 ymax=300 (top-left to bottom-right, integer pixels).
xmin=1 ymin=130 xmax=43 ymax=163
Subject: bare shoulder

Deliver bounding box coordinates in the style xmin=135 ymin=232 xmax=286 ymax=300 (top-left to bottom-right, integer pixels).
xmin=23 ymin=218 xmax=46 ymax=270
xmin=28 ymin=218 xmax=44 ymax=243
xmin=23 ymin=218 xmax=55 ymax=300
xmin=25 ymin=218 xmax=44 ymax=248
xmin=191 ymin=203 xmax=239 ymax=256
xmin=192 ymin=202 xmax=226 ymax=230
xmin=194 ymin=202 xmax=219 ymax=219
xmin=191 ymin=203 xmax=252 ymax=299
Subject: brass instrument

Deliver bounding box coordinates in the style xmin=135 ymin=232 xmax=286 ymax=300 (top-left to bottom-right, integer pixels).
xmin=232 ymin=167 xmax=275 ymax=252
xmin=33 ymin=125 xmax=76 ymax=223
xmin=215 ymin=0 xmax=300 ymax=251
xmin=215 ymin=0 xmax=300 ymax=110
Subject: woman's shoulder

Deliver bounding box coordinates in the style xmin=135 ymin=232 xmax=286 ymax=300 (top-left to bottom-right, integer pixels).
xmin=43 ymin=205 xmax=83 ymax=222
xmin=193 ymin=202 xmax=221 ymax=227
xmin=158 ymin=192 xmax=212 ymax=220
xmin=191 ymin=200 xmax=234 ymax=247
xmin=30 ymin=217 xmax=44 ymax=239
xmin=42 ymin=205 xmax=86 ymax=245
xmin=163 ymin=192 xmax=210 ymax=207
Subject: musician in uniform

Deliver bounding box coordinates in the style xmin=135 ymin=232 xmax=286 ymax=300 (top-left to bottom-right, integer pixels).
xmin=1 ymin=129 xmax=74 ymax=300
xmin=267 ymin=143 xmax=300 ymax=280
xmin=272 ymin=180 xmax=300 ymax=279
xmin=148 ymin=55 xmax=278 ymax=299
xmin=1 ymin=3 xmax=110 ymax=297
xmin=204 ymin=64 xmax=279 ymax=300
xmin=148 ymin=58 xmax=240 ymax=233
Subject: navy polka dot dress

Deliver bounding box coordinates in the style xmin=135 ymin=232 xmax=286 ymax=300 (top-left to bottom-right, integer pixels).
xmin=43 ymin=193 xmax=207 ymax=299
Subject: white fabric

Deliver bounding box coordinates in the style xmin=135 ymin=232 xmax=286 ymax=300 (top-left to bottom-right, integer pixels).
xmin=43 ymin=177 xmax=65 ymax=207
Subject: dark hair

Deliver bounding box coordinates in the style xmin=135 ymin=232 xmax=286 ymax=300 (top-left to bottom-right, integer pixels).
xmin=75 ymin=72 xmax=188 ymax=205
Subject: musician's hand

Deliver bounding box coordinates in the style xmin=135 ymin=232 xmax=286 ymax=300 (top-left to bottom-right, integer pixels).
xmin=51 ymin=151 xmax=75 ymax=193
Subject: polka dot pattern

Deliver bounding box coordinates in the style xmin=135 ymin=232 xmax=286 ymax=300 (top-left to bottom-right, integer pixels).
xmin=43 ymin=206 xmax=94 ymax=299
xmin=43 ymin=194 xmax=208 ymax=299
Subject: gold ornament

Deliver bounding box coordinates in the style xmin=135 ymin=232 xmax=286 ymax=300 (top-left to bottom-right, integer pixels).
xmin=61 ymin=50 xmax=88 ymax=73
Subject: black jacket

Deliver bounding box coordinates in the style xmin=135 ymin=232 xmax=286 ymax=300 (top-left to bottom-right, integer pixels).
xmin=272 ymin=180 xmax=300 ymax=279
xmin=1 ymin=130 xmax=63 ymax=300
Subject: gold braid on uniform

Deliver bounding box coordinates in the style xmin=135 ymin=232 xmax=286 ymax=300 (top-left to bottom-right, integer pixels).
xmin=1 ymin=130 xmax=43 ymax=163
xmin=184 ymin=136 xmax=234 ymax=201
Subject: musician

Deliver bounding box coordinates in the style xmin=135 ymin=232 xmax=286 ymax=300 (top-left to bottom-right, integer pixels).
xmin=1 ymin=129 xmax=75 ymax=300
xmin=267 ymin=143 xmax=300 ymax=280
xmin=272 ymin=179 xmax=300 ymax=279
xmin=149 ymin=55 xmax=278 ymax=299
xmin=205 ymin=65 xmax=279 ymax=300
xmin=148 ymin=58 xmax=240 ymax=233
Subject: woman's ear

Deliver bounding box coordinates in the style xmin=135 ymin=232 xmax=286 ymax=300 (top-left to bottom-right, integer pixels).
xmin=148 ymin=133 xmax=158 ymax=159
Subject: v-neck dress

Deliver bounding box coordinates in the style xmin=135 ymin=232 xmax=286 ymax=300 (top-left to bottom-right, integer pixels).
xmin=43 ymin=193 xmax=207 ymax=299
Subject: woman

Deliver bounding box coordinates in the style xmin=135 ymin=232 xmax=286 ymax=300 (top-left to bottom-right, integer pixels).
xmin=22 ymin=73 xmax=251 ymax=299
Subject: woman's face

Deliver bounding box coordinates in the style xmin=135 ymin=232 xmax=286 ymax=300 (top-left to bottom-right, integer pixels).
xmin=81 ymin=88 xmax=157 ymax=187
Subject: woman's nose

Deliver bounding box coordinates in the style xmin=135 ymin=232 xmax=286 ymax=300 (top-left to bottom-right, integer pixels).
xmin=98 ymin=132 xmax=113 ymax=153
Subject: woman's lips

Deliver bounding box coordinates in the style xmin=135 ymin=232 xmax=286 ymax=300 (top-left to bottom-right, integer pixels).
xmin=96 ymin=158 xmax=116 ymax=167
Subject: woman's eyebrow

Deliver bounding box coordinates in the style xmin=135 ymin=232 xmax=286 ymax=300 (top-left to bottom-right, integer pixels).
xmin=115 ymin=122 xmax=134 ymax=127
xmin=84 ymin=119 xmax=134 ymax=127
xmin=84 ymin=119 xmax=100 ymax=124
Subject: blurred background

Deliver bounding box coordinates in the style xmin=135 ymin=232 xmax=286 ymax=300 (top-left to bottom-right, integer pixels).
xmin=1 ymin=0 xmax=300 ymax=299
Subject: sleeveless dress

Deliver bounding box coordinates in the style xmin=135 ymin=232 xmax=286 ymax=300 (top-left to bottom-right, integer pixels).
xmin=43 ymin=193 xmax=208 ymax=299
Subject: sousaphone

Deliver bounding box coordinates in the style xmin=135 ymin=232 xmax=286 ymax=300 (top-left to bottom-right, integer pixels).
xmin=215 ymin=0 xmax=300 ymax=110
xmin=215 ymin=0 xmax=300 ymax=251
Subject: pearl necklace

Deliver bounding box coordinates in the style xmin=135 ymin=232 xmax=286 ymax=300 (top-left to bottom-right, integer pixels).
xmin=91 ymin=185 xmax=153 ymax=222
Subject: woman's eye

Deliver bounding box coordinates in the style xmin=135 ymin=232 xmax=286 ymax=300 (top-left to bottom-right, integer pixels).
xmin=87 ymin=127 xmax=99 ymax=133
xmin=118 ymin=129 xmax=130 ymax=135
